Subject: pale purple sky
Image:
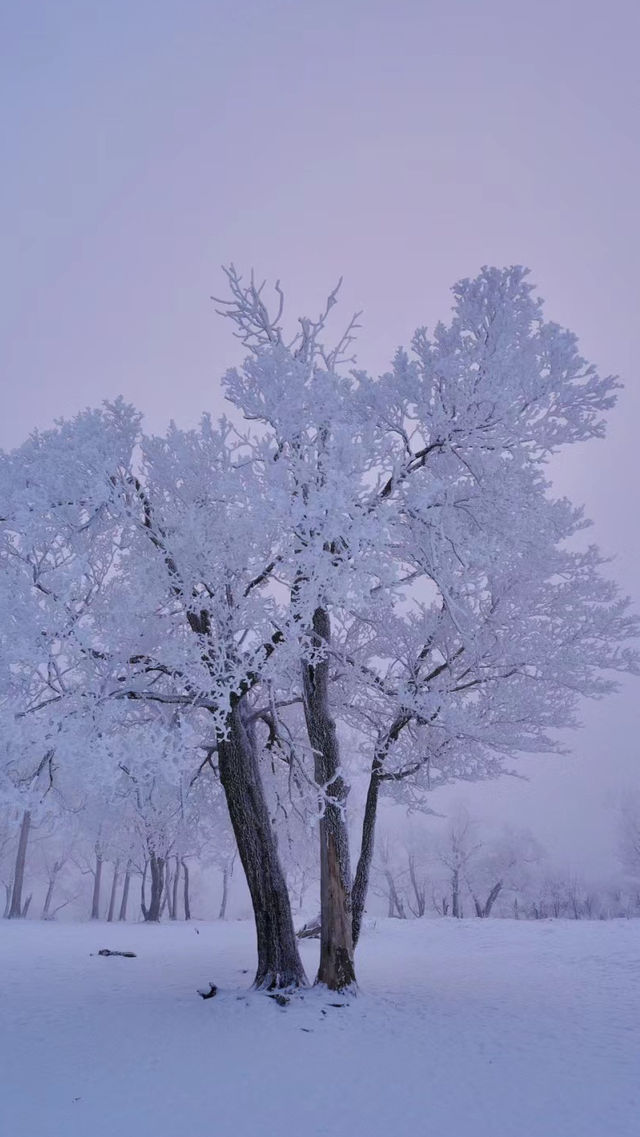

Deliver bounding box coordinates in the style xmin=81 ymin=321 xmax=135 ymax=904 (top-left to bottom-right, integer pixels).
xmin=2 ymin=0 xmax=639 ymax=872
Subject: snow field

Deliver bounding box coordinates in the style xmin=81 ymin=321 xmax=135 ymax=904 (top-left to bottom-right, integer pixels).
xmin=1 ymin=917 xmax=638 ymax=1137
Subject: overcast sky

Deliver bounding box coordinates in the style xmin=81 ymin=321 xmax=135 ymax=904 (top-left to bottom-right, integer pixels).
xmin=2 ymin=0 xmax=639 ymax=873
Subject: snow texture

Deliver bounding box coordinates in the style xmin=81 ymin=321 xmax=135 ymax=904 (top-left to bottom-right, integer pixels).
xmin=1 ymin=917 xmax=638 ymax=1137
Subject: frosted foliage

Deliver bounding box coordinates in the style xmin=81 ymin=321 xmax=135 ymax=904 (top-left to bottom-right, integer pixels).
xmin=0 ymin=266 xmax=636 ymax=826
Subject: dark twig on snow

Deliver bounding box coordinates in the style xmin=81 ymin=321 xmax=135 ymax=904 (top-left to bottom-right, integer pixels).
xmin=197 ymin=983 xmax=218 ymax=999
xmin=95 ymin=949 xmax=137 ymax=958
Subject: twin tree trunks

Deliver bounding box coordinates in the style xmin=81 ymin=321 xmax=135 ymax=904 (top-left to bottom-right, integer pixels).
xmin=215 ymin=606 xmax=359 ymax=992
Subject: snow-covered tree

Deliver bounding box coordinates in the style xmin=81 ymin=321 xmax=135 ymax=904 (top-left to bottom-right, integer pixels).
xmin=466 ymin=826 xmax=544 ymax=918
xmin=1 ymin=264 xmax=636 ymax=996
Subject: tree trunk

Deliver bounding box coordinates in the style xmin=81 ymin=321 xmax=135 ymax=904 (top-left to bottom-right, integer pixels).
xmin=408 ymin=854 xmax=426 ymax=917
xmin=217 ymin=700 xmax=306 ymax=990
xmin=181 ymin=859 xmax=191 ymax=920
xmin=385 ymin=870 xmax=406 ymax=918
xmin=41 ymin=876 xmax=56 ymax=920
xmin=352 ymin=714 xmax=409 ymax=948
xmin=107 ymin=860 xmax=120 ymax=922
xmin=152 ymin=856 xmax=165 ymax=920
xmin=90 ymin=849 xmax=103 ymax=919
xmin=118 ymin=862 xmax=131 ymax=921
xmin=163 ymin=862 xmax=174 ymax=919
xmin=451 ymin=868 xmax=461 ymax=918
xmin=218 ymin=863 xmax=231 ymax=920
xmin=41 ymin=860 xmax=63 ymax=920
xmin=302 ymin=607 xmax=356 ymax=992
xmin=8 ymin=810 xmax=31 ymax=919
xmin=297 ymin=870 xmax=308 ymax=913
xmin=159 ymin=875 xmax=168 ymax=918
xmin=483 ymin=881 xmax=503 ymax=918
xmin=141 ymin=853 xmax=165 ymax=922
xmin=352 ymin=768 xmax=381 ymax=947
xmin=140 ymin=858 xmax=148 ymax=915
xmin=171 ymin=857 xmax=180 ymax=920
xmin=473 ymin=880 xmax=503 ymax=918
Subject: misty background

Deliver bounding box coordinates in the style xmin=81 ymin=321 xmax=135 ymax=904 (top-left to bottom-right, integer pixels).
xmin=1 ymin=0 xmax=638 ymax=875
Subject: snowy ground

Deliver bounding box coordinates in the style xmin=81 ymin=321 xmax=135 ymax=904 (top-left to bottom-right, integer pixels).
xmin=1 ymin=917 xmax=639 ymax=1137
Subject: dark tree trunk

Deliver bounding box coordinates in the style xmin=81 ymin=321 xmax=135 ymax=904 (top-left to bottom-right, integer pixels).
xmin=90 ymin=849 xmax=103 ymax=920
xmin=217 ymin=700 xmax=306 ymax=990
xmin=302 ymin=607 xmax=356 ymax=992
xmin=141 ymin=853 xmax=165 ymax=922
xmin=218 ymin=863 xmax=231 ymax=920
xmin=140 ymin=859 xmax=148 ymax=914
xmin=171 ymin=857 xmax=180 ymax=920
xmin=352 ymin=768 xmax=381 ymax=947
xmin=408 ymin=854 xmax=427 ymax=917
xmin=451 ymin=868 xmax=461 ymax=918
xmin=118 ymin=862 xmax=131 ymax=921
xmin=475 ymin=880 xmax=503 ymax=918
xmin=107 ymin=860 xmax=120 ymax=922
xmin=163 ymin=863 xmax=174 ymax=919
xmin=181 ymin=859 xmax=191 ymax=920
xmin=353 ymin=714 xmax=409 ymax=948
xmin=8 ymin=811 xmax=31 ymax=919
xmin=151 ymin=855 xmax=165 ymax=921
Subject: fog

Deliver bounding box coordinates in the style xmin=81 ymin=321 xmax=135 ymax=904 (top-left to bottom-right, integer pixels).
xmin=2 ymin=0 xmax=639 ymax=873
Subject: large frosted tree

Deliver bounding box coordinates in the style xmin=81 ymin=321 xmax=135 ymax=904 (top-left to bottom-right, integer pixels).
xmin=1 ymin=265 xmax=636 ymax=995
